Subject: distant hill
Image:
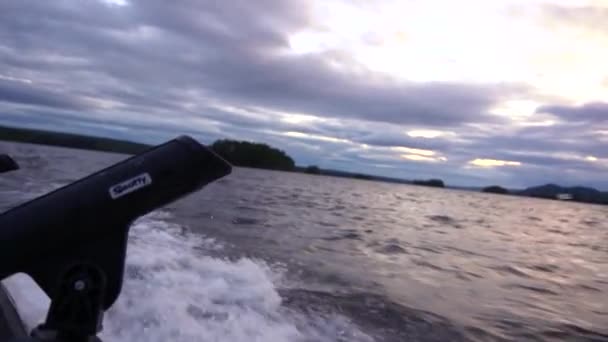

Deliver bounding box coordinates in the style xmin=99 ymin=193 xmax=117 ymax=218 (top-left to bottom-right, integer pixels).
xmin=0 ymin=125 xmax=151 ymax=154
xmin=518 ymin=184 xmax=608 ymax=204
xmin=210 ymin=139 xmax=295 ymax=171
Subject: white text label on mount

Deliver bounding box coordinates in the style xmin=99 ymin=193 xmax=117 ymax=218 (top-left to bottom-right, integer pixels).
xmin=109 ymin=173 xmax=152 ymax=199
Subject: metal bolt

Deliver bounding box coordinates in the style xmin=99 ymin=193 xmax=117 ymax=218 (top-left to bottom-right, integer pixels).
xmin=74 ymin=280 xmax=86 ymax=291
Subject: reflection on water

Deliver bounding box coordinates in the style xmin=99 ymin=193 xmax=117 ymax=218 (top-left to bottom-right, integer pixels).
xmin=180 ymin=169 xmax=608 ymax=341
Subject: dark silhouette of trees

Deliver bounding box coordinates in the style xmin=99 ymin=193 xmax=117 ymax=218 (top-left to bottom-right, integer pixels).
xmin=0 ymin=125 xmax=150 ymax=154
xmin=482 ymin=185 xmax=509 ymax=194
xmin=413 ymin=179 xmax=445 ymax=188
xmin=210 ymin=139 xmax=295 ymax=171
xmin=304 ymin=165 xmax=321 ymax=174
xmin=519 ymin=184 xmax=608 ymax=204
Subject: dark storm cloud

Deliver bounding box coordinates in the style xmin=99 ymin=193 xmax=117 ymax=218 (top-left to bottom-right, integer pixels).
xmin=0 ymin=0 xmax=520 ymax=129
xmin=0 ymin=79 xmax=89 ymax=110
xmin=537 ymin=102 xmax=608 ymax=124
xmin=453 ymin=122 xmax=608 ymax=161
xmin=133 ymin=0 xmax=310 ymax=48
xmin=213 ymin=61 xmax=514 ymax=127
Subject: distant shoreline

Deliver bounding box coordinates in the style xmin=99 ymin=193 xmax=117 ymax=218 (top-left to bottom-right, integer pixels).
xmin=1 ymin=124 xmax=605 ymax=205
xmin=0 ymin=124 xmax=431 ymax=186
xmin=0 ymin=125 xmax=150 ymax=154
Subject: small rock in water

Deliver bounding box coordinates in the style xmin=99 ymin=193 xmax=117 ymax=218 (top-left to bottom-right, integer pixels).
xmin=0 ymin=154 xmax=19 ymax=173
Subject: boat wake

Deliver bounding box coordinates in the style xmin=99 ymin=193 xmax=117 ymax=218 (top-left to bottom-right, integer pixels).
xmin=3 ymin=211 xmax=373 ymax=342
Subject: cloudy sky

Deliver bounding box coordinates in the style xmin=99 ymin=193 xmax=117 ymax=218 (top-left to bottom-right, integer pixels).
xmin=1 ymin=0 xmax=607 ymax=188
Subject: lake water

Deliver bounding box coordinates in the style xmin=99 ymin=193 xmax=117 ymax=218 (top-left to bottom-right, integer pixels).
xmin=0 ymin=141 xmax=607 ymax=342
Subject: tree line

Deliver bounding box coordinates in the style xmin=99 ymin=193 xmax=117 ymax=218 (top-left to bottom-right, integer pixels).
xmin=210 ymin=139 xmax=295 ymax=171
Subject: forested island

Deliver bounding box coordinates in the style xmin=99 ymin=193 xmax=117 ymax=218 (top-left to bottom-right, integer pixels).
xmin=482 ymin=186 xmax=509 ymax=194
xmin=480 ymin=184 xmax=608 ymax=204
xmin=210 ymin=139 xmax=295 ymax=171
xmin=517 ymin=184 xmax=608 ymax=204
xmin=413 ymin=179 xmax=445 ymax=188
xmin=1 ymin=124 xmax=606 ymax=205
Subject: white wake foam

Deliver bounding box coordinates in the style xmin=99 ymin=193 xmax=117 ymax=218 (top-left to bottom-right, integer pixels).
xmin=3 ymin=211 xmax=373 ymax=342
